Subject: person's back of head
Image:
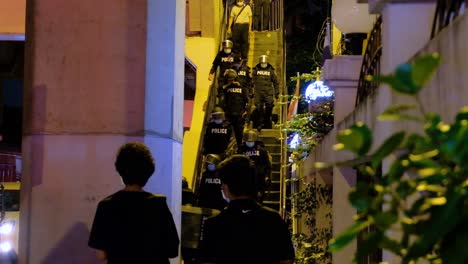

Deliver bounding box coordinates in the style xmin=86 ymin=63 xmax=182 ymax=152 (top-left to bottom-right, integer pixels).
xmin=217 ymin=154 xmax=256 ymax=197
xmin=115 ymin=142 xmax=155 ymax=187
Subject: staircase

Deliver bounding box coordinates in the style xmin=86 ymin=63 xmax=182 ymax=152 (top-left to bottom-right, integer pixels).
xmin=247 ymin=30 xmax=286 ymax=213
xmin=258 ymin=129 xmax=283 ymax=212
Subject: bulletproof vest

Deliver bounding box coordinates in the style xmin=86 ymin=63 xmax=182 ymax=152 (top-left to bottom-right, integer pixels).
xmin=233 ymin=64 xmax=251 ymax=88
xmin=204 ymin=121 xmax=232 ymax=155
xmin=223 ymin=83 xmax=247 ymax=114
xmin=219 ymin=52 xmax=235 ymax=74
xmin=253 ymin=64 xmax=274 ymax=91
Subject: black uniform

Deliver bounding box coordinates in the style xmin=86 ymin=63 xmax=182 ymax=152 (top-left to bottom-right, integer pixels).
xmin=198 ymin=170 xmax=227 ymax=210
xmin=210 ymin=51 xmax=236 ymax=97
xmin=253 ymin=0 xmax=271 ymax=31
xmin=231 ymin=62 xmax=252 ymax=97
xmin=238 ymin=141 xmax=272 ymax=201
xmin=203 ymin=120 xmax=233 ymax=157
xmin=252 ymin=63 xmax=279 ymax=129
xmin=200 ymin=198 xmax=295 ymax=264
xmin=223 ymin=82 xmax=249 ymax=146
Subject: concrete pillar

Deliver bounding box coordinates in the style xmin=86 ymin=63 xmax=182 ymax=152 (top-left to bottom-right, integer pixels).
xmin=144 ymin=1 xmax=185 ymax=263
xmin=322 ymin=55 xmax=362 ymax=126
xmin=20 ymin=0 xmax=183 ymax=263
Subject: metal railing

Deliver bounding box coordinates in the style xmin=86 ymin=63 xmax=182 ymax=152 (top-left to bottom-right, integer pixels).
xmin=270 ymin=0 xmax=284 ymax=31
xmin=431 ymin=0 xmax=466 ymax=39
xmin=355 ymin=16 xmax=382 ymax=106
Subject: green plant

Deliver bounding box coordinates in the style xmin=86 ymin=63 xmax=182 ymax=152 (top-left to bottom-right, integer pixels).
xmin=325 ymin=53 xmax=468 ymax=263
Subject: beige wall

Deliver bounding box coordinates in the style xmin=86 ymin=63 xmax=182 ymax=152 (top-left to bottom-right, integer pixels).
xmin=306 ymin=7 xmax=467 ymax=264
xmin=0 ymin=0 xmax=26 ymax=34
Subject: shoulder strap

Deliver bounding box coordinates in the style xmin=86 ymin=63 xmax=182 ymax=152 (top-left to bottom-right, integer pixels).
xmin=233 ymin=4 xmax=248 ymax=24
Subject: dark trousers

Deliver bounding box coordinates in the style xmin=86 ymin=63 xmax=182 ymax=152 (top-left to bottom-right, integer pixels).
xmin=226 ymin=113 xmax=245 ymax=147
xmin=231 ymin=23 xmax=250 ymax=59
xmin=254 ymin=92 xmax=274 ymax=129
xmin=254 ymin=0 xmax=270 ymax=31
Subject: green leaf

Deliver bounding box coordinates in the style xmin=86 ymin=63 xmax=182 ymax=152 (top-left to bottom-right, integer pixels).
xmin=378 ymin=104 xmax=421 ymax=122
xmin=373 ymin=211 xmax=398 ymax=229
xmin=371 ymin=131 xmax=406 ymax=168
xmin=411 ymin=53 xmax=441 ymax=88
xmin=394 ymin=63 xmax=420 ymax=94
xmin=349 ymin=184 xmax=372 ymax=212
xmin=336 ymin=122 xmax=373 ymax=156
xmin=329 ymin=220 xmax=371 ymax=252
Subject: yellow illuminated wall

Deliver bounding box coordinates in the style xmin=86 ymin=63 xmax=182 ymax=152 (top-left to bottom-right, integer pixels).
xmin=183 ymin=0 xmax=223 ymax=188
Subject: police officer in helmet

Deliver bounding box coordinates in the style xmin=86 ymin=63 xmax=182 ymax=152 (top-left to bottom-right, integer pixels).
xmin=203 ymin=107 xmax=233 ymax=158
xmin=252 ymin=55 xmax=279 ymax=130
xmin=198 ymin=154 xmax=227 ymax=210
xmin=237 ymin=129 xmax=272 ymax=202
xmin=222 ymin=69 xmax=249 ymax=148
xmin=208 ymin=40 xmax=235 ymax=83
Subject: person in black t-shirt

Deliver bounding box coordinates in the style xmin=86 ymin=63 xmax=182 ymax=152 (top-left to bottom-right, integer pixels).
xmin=88 ymin=142 xmax=179 ymax=264
xmin=199 ymin=155 xmax=295 ymax=264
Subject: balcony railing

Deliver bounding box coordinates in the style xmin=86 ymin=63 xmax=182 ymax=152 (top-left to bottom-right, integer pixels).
xmin=431 ymin=0 xmax=466 ymax=39
xmin=355 ymin=16 xmax=382 ymax=106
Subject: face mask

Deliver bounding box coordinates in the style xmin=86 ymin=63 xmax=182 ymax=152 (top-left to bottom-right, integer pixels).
xmin=260 ymin=63 xmax=268 ymax=68
xmin=207 ymin=164 xmax=216 ymax=171
xmin=224 ymin=48 xmax=231 ymax=54
xmin=214 ymin=119 xmax=223 ymax=124
xmin=221 ymin=189 xmax=230 ymax=203
xmin=246 ymin=141 xmax=255 ymax=148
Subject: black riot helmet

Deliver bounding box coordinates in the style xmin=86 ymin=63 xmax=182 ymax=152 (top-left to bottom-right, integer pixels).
xmin=211 ymin=106 xmax=225 ymax=121
xmin=224 ymin=69 xmax=238 ymax=81
xmin=205 ymin=154 xmax=222 ymax=165
xmin=222 ymin=40 xmax=233 ymax=49
xmin=243 ymin=129 xmax=258 ymax=142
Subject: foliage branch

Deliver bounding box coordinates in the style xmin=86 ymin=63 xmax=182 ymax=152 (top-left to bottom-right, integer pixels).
xmin=322 ymin=53 xmax=468 ymax=263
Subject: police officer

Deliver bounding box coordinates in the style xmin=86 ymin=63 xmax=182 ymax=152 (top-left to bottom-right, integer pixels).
xmin=203 ymin=107 xmax=233 ymax=157
xmin=197 ymin=154 xmax=227 ymax=210
xmin=208 ymin=40 xmax=235 ymax=84
xmin=223 ymin=69 xmax=249 ymax=147
xmin=237 ymin=129 xmax=272 ymax=202
xmin=231 ymin=53 xmax=252 ymax=97
xmin=252 ymin=55 xmax=279 ymax=130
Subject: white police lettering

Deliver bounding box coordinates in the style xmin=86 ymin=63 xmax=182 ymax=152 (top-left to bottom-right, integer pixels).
xmin=238 ymin=70 xmax=246 ymax=76
xmin=256 ymin=70 xmax=270 ymax=76
xmin=205 ymin=178 xmax=221 ymax=184
xmin=227 ymin=88 xmax=243 ymax=93
xmin=244 ymin=150 xmax=260 ymax=156
xmin=211 ymin=128 xmax=228 ymax=134
xmin=221 ymin=57 xmax=234 ymax=62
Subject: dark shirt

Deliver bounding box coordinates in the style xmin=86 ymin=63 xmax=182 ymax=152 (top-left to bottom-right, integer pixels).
xmin=200 ymin=199 xmax=295 ymax=264
xmin=88 ymin=191 xmax=180 ymax=264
